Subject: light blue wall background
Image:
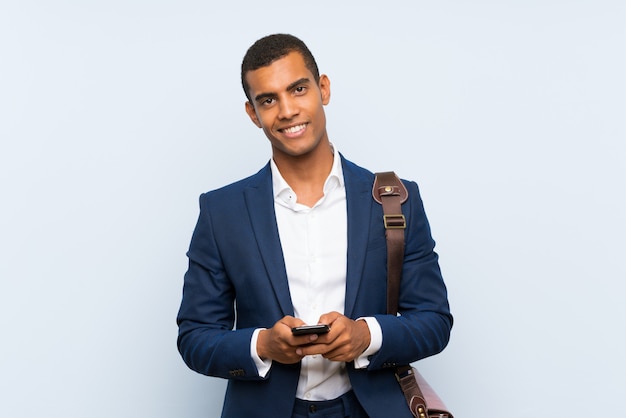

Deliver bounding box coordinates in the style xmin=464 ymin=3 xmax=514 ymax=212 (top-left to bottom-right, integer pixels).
xmin=1 ymin=1 xmax=624 ymax=417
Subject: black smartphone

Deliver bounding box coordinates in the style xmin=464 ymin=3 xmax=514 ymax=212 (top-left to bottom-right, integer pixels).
xmin=291 ymin=324 xmax=330 ymax=336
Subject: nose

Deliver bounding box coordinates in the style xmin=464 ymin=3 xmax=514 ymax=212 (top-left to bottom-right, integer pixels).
xmin=278 ymin=96 xmax=298 ymax=120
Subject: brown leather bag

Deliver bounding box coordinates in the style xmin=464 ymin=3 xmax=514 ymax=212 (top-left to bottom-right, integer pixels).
xmin=373 ymin=171 xmax=454 ymax=418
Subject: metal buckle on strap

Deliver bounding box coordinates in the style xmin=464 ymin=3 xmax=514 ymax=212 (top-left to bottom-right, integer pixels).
xmin=383 ymin=214 xmax=406 ymax=229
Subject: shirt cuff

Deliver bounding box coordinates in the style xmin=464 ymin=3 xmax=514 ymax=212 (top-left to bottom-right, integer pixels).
xmin=353 ymin=317 xmax=382 ymax=369
xmin=250 ymin=328 xmax=272 ymax=378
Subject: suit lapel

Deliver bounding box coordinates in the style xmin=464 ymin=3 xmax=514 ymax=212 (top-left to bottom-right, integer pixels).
xmin=342 ymin=157 xmax=374 ymax=318
xmin=243 ymin=164 xmax=294 ymax=317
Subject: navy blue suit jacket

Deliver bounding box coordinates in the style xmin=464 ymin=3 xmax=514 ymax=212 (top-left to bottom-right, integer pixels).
xmin=177 ymin=155 xmax=452 ymax=417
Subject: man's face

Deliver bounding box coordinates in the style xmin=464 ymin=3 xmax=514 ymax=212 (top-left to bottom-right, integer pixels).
xmin=244 ymin=51 xmax=331 ymax=160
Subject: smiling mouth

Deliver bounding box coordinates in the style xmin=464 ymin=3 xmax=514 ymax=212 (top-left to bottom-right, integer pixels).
xmin=280 ymin=123 xmax=307 ymax=135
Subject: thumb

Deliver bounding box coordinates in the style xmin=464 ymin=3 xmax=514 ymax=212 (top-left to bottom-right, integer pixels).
xmin=317 ymin=311 xmax=342 ymax=326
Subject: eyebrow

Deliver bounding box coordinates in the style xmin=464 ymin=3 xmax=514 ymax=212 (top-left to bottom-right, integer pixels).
xmin=253 ymin=77 xmax=311 ymax=103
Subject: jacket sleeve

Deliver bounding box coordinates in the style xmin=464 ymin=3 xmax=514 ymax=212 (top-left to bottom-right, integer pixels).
xmin=367 ymin=180 xmax=453 ymax=369
xmin=176 ymin=193 xmax=264 ymax=381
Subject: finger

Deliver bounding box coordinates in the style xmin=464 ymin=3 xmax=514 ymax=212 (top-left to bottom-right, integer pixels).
xmin=292 ymin=333 xmax=319 ymax=347
xmin=296 ymin=341 xmax=332 ymax=357
xmin=323 ymin=349 xmax=350 ymax=362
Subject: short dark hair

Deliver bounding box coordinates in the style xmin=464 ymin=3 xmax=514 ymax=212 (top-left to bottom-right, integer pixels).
xmin=241 ymin=34 xmax=320 ymax=102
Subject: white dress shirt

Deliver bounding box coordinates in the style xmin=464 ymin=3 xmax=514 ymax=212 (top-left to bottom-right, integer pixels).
xmin=250 ymin=146 xmax=383 ymax=401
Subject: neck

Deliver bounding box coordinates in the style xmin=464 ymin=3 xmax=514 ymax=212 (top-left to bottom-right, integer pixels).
xmin=273 ymin=140 xmax=335 ymax=207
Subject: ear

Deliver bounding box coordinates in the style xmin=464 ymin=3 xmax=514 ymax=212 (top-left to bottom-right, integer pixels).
xmin=245 ymin=101 xmax=262 ymax=128
xmin=319 ymin=74 xmax=331 ymax=105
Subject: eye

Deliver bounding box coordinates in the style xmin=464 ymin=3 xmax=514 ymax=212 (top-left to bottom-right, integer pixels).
xmin=261 ymin=97 xmax=275 ymax=106
xmin=294 ymin=86 xmax=307 ymax=95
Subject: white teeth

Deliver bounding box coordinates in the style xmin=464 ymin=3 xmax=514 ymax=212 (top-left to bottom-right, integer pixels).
xmin=283 ymin=124 xmax=305 ymax=134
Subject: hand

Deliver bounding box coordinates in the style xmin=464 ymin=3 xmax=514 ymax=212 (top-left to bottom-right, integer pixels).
xmin=256 ymin=316 xmax=321 ymax=364
xmin=296 ymin=311 xmax=371 ymax=362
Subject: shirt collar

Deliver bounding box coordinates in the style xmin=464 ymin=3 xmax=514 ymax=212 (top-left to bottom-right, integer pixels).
xmin=270 ymin=144 xmax=344 ymax=208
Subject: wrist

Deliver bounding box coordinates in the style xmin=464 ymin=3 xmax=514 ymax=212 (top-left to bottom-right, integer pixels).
xmin=356 ymin=319 xmax=371 ymax=351
xmin=256 ymin=329 xmax=268 ymax=360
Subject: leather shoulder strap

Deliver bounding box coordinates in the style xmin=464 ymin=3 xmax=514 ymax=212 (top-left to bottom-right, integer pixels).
xmin=372 ymin=171 xmax=408 ymax=314
xmin=374 ymin=172 xmax=452 ymax=418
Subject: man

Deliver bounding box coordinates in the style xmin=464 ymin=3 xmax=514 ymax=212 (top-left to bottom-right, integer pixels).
xmin=177 ymin=34 xmax=452 ymax=418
